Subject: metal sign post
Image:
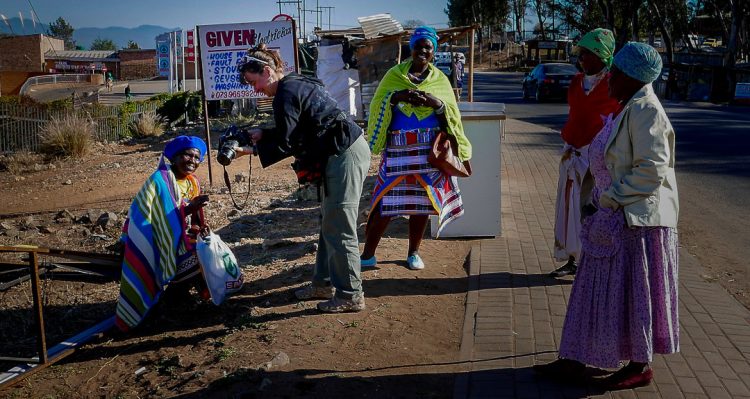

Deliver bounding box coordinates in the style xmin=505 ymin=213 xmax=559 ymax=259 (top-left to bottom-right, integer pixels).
xmin=195 ymin=25 xmax=215 ymax=186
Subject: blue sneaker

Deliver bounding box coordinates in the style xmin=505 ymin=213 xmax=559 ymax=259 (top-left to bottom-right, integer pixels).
xmin=407 ymin=254 xmax=425 ymax=270
xmin=360 ymin=256 xmax=377 ymax=268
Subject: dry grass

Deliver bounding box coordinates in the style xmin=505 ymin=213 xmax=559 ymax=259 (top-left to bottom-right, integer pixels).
xmin=0 ymin=151 xmax=44 ymax=175
xmin=130 ymin=111 xmax=166 ymax=138
xmin=40 ymin=114 xmax=95 ymax=158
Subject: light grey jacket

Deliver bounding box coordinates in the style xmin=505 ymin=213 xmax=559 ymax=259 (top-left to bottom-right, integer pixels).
xmin=586 ymin=84 xmax=679 ymax=228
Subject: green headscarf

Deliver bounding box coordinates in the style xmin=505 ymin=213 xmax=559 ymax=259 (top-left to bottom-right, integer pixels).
xmin=576 ymin=28 xmax=615 ymax=68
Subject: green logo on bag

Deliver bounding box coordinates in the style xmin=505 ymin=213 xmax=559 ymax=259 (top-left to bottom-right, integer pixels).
xmin=222 ymin=253 xmax=239 ymax=278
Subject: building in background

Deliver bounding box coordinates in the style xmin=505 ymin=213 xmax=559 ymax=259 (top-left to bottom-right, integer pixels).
xmin=0 ymin=34 xmax=64 ymax=95
xmin=44 ymin=50 xmax=119 ymax=77
xmin=118 ymin=49 xmax=157 ymax=80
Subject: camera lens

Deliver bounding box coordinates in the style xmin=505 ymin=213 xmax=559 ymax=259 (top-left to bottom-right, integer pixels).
xmin=217 ymin=146 xmax=236 ymax=166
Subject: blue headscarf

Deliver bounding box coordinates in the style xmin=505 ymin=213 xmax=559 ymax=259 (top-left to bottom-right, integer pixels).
xmin=613 ymin=42 xmax=663 ymax=84
xmin=164 ymin=135 xmax=207 ymax=162
xmin=410 ymin=26 xmax=438 ymax=51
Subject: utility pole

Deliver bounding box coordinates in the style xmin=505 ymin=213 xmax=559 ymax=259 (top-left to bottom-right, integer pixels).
xmin=319 ymin=6 xmax=334 ymax=30
xmin=277 ymin=0 xmax=303 ymax=41
xmin=301 ymin=0 xmax=306 ymax=42
xmin=302 ymin=0 xmax=327 ymax=40
xmin=304 ymin=8 xmax=323 ymax=32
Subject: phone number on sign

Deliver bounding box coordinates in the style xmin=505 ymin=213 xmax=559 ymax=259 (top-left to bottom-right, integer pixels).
xmin=211 ymin=90 xmax=256 ymax=99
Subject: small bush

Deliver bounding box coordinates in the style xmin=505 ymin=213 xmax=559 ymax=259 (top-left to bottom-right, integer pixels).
xmin=40 ymin=114 xmax=95 ymax=158
xmin=130 ymin=111 xmax=166 ymax=137
xmin=156 ymin=91 xmax=203 ymax=126
xmin=148 ymin=93 xmax=173 ymax=104
xmin=0 ymin=95 xmax=72 ymax=111
xmin=0 ymin=151 xmax=44 ymax=174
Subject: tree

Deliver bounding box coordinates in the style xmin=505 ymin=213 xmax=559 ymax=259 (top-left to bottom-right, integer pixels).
xmin=446 ymin=0 xmax=511 ymax=29
xmin=445 ymin=0 xmax=511 ymax=56
xmin=510 ymin=0 xmax=530 ymax=40
xmin=531 ymin=0 xmax=552 ymax=39
xmin=48 ymin=17 xmax=74 ymax=50
xmin=403 ymin=19 xmax=425 ymax=29
xmin=554 ymin=0 xmax=606 ymax=40
xmin=90 ymin=37 xmax=116 ymax=51
xmin=126 ymin=40 xmax=140 ymax=49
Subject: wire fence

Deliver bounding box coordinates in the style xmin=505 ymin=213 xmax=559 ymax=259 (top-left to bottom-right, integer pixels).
xmin=0 ymin=102 xmax=159 ymax=153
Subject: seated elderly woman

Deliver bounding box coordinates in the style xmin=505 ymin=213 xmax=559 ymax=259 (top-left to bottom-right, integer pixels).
xmin=115 ymin=136 xmax=210 ymax=331
xmin=534 ymin=42 xmax=679 ymax=390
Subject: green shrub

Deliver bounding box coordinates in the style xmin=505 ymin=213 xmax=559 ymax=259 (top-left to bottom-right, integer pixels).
xmin=40 ymin=114 xmax=94 ymax=158
xmin=148 ymin=93 xmax=173 ymax=104
xmin=156 ymin=91 xmax=203 ymax=126
xmin=0 ymin=95 xmax=71 ymax=111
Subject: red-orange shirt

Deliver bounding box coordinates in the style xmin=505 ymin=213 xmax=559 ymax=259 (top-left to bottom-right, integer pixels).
xmin=561 ymin=73 xmax=622 ymax=149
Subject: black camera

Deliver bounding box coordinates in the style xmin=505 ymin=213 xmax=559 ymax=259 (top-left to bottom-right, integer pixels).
xmin=217 ymin=125 xmax=251 ymax=166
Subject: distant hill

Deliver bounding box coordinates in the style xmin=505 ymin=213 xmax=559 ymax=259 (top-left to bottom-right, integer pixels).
xmin=74 ymin=24 xmax=179 ymax=50
xmin=0 ymin=17 xmax=177 ymax=50
xmin=0 ymin=16 xmax=46 ymax=35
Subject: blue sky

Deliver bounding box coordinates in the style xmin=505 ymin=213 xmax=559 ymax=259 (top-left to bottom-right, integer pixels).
xmin=3 ymin=0 xmax=450 ymax=32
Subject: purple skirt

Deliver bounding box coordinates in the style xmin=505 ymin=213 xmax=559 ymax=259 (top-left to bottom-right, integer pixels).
xmin=559 ymin=221 xmax=680 ymax=368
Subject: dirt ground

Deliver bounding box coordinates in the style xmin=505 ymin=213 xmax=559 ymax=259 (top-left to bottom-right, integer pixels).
xmin=0 ymin=131 xmax=472 ymax=398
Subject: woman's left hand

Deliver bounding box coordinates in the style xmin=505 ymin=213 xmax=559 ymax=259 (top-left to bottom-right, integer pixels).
xmin=185 ymin=194 xmax=210 ymax=215
xmin=415 ymin=91 xmax=443 ymax=109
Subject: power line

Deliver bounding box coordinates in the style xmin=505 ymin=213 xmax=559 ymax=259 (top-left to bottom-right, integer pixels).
xmin=277 ymin=0 xmax=303 ymax=40
xmin=318 ymin=6 xmax=334 ymax=30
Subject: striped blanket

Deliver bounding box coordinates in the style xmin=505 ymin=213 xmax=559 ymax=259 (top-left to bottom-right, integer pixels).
xmin=371 ymin=128 xmax=464 ymax=236
xmin=115 ymin=157 xmax=192 ymax=331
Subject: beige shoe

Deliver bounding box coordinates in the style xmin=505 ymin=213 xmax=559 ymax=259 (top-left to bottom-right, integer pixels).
xmin=294 ymin=284 xmax=334 ymax=300
xmin=317 ymin=294 xmax=365 ymax=313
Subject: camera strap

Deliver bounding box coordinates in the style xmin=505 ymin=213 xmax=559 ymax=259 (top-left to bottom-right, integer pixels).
xmin=222 ymin=155 xmax=252 ymax=211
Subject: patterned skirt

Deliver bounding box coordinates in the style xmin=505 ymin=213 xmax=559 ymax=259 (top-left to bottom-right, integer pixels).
xmin=558 ymin=219 xmax=680 ymax=368
xmin=370 ymin=128 xmax=464 ymax=234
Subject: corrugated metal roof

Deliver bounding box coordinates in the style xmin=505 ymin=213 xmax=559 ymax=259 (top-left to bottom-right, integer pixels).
xmin=44 ymin=50 xmax=119 ymax=61
xmin=357 ymin=14 xmax=403 ymax=39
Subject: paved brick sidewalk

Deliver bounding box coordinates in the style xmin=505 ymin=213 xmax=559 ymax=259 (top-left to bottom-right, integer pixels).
xmin=454 ymin=119 xmax=750 ymax=399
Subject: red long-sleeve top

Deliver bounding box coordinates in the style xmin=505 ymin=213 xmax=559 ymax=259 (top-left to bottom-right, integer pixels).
xmin=561 ymin=73 xmax=622 ymax=149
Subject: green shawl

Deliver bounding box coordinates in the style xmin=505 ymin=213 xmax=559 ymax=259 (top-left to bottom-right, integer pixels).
xmin=366 ymin=60 xmax=472 ymax=161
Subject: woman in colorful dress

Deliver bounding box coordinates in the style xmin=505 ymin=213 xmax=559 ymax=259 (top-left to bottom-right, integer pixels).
xmin=534 ymin=42 xmax=679 ymax=390
xmin=360 ymin=26 xmax=471 ymax=270
xmin=551 ymin=28 xmax=622 ymax=278
xmin=115 ymin=136 xmax=210 ymax=331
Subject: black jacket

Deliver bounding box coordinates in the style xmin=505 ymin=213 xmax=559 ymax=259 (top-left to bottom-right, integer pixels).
xmin=255 ymin=73 xmax=362 ymax=168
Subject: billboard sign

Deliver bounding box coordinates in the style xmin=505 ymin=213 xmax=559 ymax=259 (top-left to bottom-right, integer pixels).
xmin=175 ymin=30 xmax=183 ymax=59
xmin=156 ymin=38 xmax=170 ymax=77
xmin=197 ymin=20 xmax=296 ymax=100
xmin=186 ymin=30 xmax=195 ymax=62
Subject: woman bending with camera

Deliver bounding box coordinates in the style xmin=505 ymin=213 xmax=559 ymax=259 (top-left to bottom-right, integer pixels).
xmin=235 ymin=43 xmax=371 ymax=313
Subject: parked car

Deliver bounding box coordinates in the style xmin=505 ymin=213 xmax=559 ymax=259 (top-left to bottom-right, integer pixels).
xmin=522 ymin=63 xmax=579 ymax=102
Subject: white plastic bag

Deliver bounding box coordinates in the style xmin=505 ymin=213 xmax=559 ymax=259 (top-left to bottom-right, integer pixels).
xmin=196 ymin=231 xmax=244 ymax=305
